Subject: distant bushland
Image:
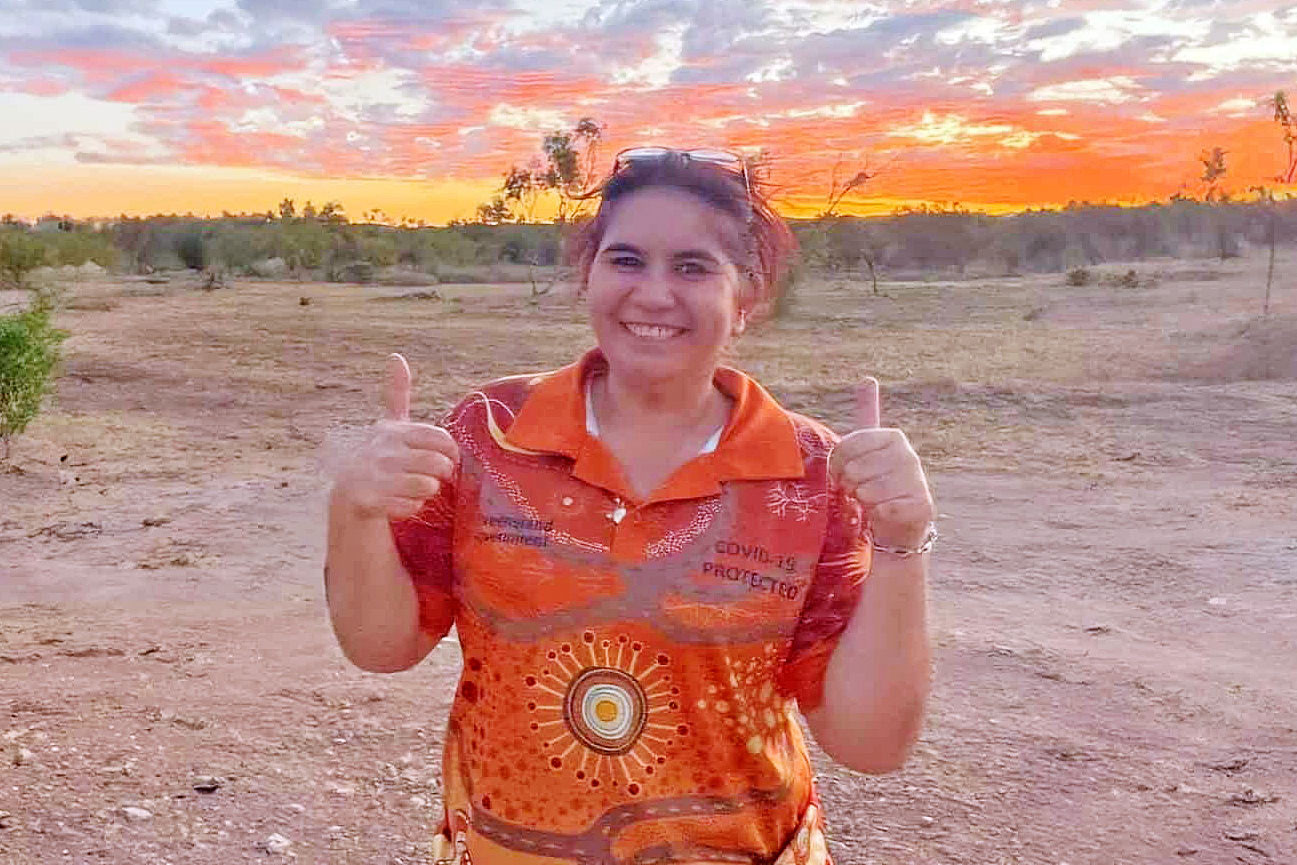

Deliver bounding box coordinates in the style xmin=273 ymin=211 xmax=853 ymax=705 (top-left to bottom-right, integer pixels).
xmin=2 ymin=198 xmax=1293 ymax=290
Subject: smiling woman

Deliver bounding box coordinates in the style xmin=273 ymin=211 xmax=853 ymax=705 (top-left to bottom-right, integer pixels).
xmin=324 ymin=148 xmax=935 ymax=865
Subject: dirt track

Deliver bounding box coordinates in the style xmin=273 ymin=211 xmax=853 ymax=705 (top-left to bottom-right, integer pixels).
xmin=2 ymin=256 xmax=1295 ymax=864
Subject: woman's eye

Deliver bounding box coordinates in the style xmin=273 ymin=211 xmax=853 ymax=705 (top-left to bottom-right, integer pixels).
xmin=676 ymin=261 xmax=710 ymax=276
xmin=610 ymin=255 xmax=641 ymax=269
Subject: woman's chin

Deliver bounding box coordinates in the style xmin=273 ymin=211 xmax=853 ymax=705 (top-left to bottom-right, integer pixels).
xmin=602 ymin=352 xmax=697 ymax=387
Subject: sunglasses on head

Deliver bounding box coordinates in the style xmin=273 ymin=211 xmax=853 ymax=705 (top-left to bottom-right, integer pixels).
xmin=613 ymin=147 xmax=752 ymax=199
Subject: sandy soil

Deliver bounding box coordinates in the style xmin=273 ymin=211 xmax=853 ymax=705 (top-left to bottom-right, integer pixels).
xmin=2 ymin=254 xmax=1295 ymax=864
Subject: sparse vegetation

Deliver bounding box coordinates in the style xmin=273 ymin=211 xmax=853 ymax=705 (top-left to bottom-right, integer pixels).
xmin=0 ymin=195 xmax=1292 ymax=300
xmin=0 ymin=288 xmax=67 ymax=460
xmin=1066 ymin=267 xmax=1092 ymax=286
xmin=0 ymin=229 xmax=48 ymax=288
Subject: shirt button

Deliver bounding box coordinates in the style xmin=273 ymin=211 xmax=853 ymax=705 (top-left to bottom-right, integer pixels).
xmin=562 ymin=496 xmax=574 ymax=507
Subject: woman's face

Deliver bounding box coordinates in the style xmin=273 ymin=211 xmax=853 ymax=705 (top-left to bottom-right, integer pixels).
xmin=586 ymin=186 xmax=747 ymax=388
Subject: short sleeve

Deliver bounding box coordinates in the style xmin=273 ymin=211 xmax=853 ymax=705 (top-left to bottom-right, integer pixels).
xmin=777 ymin=486 xmax=871 ymax=713
xmin=389 ymin=473 xmax=458 ymax=638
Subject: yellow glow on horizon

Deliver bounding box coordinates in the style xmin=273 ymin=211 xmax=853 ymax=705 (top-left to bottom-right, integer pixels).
xmin=3 ymin=156 xmax=1292 ymax=226
xmin=0 ymin=158 xmax=503 ymax=224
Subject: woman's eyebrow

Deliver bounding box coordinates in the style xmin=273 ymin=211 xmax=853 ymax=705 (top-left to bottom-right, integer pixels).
xmin=599 ymin=242 xmax=721 ymax=263
xmin=673 ymin=249 xmax=722 ymax=264
xmin=600 ymin=242 xmax=643 ymax=256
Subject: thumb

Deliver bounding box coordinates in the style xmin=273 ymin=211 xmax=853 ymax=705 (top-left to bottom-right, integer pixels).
xmin=855 ymin=377 xmax=880 ymax=429
xmin=383 ymin=353 xmax=412 ymax=421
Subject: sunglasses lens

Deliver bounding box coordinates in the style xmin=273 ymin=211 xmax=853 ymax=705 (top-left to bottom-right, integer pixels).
xmin=611 ymin=147 xmax=751 ymax=199
xmin=617 ymin=147 xmax=671 ymax=163
xmin=684 ymin=149 xmax=740 ymax=164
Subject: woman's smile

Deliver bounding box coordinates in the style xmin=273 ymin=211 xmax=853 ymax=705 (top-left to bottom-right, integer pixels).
xmin=622 ymin=321 xmax=687 ymax=340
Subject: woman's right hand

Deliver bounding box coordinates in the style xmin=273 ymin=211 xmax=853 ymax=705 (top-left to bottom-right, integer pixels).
xmin=331 ymin=353 xmax=460 ymax=521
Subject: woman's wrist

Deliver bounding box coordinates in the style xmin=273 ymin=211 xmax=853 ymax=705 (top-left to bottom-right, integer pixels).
xmin=871 ymin=523 xmax=938 ymax=557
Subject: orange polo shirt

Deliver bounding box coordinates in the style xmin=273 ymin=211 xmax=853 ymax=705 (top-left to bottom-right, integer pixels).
xmin=391 ymin=349 xmax=870 ymax=865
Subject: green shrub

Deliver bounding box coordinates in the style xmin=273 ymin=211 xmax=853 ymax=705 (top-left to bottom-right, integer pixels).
xmin=174 ymin=231 xmax=208 ymax=270
xmin=1066 ymin=267 xmax=1092 ymax=286
xmin=0 ymin=292 xmax=67 ymax=460
xmin=42 ymin=230 xmax=118 ymax=269
xmin=0 ymin=230 xmax=50 ymax=288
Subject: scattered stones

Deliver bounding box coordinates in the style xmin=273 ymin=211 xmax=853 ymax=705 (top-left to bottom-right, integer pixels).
xmin=142 ymin=516 xmax=171 ymax=527
xmin=59 ymin=646 xmax=125 ymax=658
xmin=1223 ymin=829 xmax=1259 ymax=842
xmin=13 ymin=746 xmax=34 ymax=766
xmin=262 ymin=833 xmax=293 ymax=854
xmin=0 ymin=810 xmax=14 ymax=829
xmin=0 ymin=652 xmax=42 ymax=664
xmin=192 ymin=775 xmax=223 ymax=793
xmin=122 ymin=806 xmax=153 ymax=822
xmin=284 ymin=803 xmax=306 ymax=814
xmin=1228 ymin=788 xmax=1279 ymax=807
xmin=28 ymin=521 xmax=102 ymax=540
xmin=1209 ymin=757 xmax=1250 ymax=773
xmin=328 ymin=783 xmax=356 ymax=797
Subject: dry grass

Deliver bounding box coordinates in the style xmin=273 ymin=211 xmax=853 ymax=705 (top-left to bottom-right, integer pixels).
xmin=3 ymin=249 xmax=1295 ymax=865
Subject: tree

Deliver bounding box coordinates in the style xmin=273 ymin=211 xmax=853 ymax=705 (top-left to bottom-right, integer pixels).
xmin=1275 ymin=91 xmax=1296 ymax=184
xmin=113 ymin=218 xmax=154 ymax=273
xmin=819 ymin=153 xmax=885 ymax=295
xmin=1198 ymin=147 xmax=1237 ymax=259
xmin=501 ymin=165 xmax=539 ymax=222
xmin=318 ymin=201 xmax=347 ymax=223
xmin=1261 ymin=90 xmax=1295 ymax=315
xmin=278 ymin=198 xmax=296 ymax=220
xmin=541 ymin=118 xmax=603 ymax=222
xmin=0 ymin=289 xmax=66 ymax=461
xmin=0 ymin=230 xmax=48 ymax=288
xmin=486 ymin=118 xmax=605 ymax=225
xmin=822 ymin=154 xmax=880 ymax=218
xmin=475 ymin=197 xmax=512 ymax=226
xmin=1199 ymin=147 xmax=1228 ymax=201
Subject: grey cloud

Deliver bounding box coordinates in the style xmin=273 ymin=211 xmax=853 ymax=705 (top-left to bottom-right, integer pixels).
xmin=167 ymin=7 xmax=247 ymax=37
xmin=0 ymin=0 xmax=153 ymax=12
xmin=1021 ymin=16 xmax=1084 ymax=42
xmin=235 ymin=0 xmax=339 ymax=23
xmin=74 ymin=150 xmax=174 ymax=165
xmin=166 ymin=17 xmax=204 ymax=36
xmin=18 ymin=22 xmax=164 ymax=52
xmin=0 ymin=133 xmax=81 ymax=153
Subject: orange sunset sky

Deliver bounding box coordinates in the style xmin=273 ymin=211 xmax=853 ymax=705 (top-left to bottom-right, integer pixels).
xmin=1 ymin=0 xmax=1294 ymax=224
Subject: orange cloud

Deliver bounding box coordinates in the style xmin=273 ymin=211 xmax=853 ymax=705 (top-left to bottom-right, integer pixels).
xmin=104 ymin=72 xmax=188 ymax=103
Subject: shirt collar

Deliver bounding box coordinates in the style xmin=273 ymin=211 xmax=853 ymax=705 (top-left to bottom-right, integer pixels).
xmin=505 ymin=348 xmax=805 ymax=502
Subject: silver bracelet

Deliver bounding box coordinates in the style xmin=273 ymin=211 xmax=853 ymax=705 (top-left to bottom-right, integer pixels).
xmin=871 ymin=524 xmax=938 ymax=558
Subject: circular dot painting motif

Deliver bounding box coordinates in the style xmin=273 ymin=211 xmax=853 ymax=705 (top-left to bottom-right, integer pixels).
xmin=527 ymin=630 xmax=684 ymax=792
xmin=566 ymin=667 xmax=647 ymax=755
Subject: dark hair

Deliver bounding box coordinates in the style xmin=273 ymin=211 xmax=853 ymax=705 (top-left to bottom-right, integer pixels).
xmin=566 ymin=153 xmax=797 ymax=321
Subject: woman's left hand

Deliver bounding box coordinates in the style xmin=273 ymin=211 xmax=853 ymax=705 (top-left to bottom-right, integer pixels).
xmin=828 ymin=379 xmax=935 ymax=549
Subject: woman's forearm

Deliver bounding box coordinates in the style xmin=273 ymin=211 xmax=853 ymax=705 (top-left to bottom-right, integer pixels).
xmin=325 ymin=489 xmax=438 ymax=672
xmin=806 ymin=551 xmax=931 ymax=773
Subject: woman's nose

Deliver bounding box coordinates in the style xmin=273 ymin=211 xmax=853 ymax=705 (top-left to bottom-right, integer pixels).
xmin=627 ymin=264 xmax=675 ymax=307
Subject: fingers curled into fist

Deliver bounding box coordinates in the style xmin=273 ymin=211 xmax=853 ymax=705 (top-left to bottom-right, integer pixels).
xmin=829 ymin=377 xmax=935 ymax=550
xmin=332 ymin=353 xmax=460 ymax=521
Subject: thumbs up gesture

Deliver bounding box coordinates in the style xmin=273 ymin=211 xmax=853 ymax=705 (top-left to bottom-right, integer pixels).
xmin=828 ymin=378 xmax=935 ymax=550
xmin=332 ymin=354 xmax=460 ymax=521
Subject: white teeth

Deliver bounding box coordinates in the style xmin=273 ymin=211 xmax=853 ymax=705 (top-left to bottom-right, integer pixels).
xmin=625 ymin=323 xmax=683 ymax=339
